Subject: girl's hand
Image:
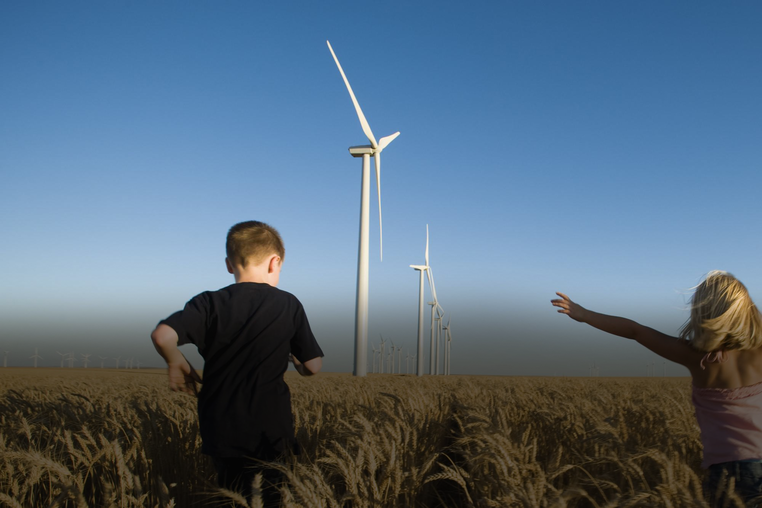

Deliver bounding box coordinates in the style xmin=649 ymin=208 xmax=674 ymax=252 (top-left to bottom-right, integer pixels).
xmin=551 ymin=292 xmax=587 ymax=322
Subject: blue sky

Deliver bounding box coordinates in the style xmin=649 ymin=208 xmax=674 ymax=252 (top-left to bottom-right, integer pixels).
xmin=1 ymin=1 xmax=761 ymax=376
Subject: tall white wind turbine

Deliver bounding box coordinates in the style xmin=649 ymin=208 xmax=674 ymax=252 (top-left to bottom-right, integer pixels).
xmin=327 ymin=40 xmax=400 ymax=377
xmin=410 ymin=225 xmax=430 ymax=376
xmin=30 ymin=348 xmax=42 ymax=368
xmin=427 ymin=266 xmax=444 ymax=374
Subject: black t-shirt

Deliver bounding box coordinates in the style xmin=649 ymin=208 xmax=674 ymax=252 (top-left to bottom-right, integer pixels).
xmin=160 ymin=282 xmax=323 ymax=458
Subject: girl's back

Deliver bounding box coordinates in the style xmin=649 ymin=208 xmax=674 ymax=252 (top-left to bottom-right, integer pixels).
xmin=691 ymin=346 xmax=762 ymax=389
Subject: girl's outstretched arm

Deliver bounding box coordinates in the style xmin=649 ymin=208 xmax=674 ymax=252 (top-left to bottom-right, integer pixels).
xmin=551 ymin=292 xmax=700 ymax=368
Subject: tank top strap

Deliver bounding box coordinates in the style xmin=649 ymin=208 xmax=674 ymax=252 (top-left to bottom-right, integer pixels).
xmin=700 ymin=350 xmax=727 ymax=370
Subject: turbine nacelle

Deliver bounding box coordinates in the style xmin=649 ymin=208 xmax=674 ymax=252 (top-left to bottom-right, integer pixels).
xmin=328 ymin=40 xmax=399 ymax=262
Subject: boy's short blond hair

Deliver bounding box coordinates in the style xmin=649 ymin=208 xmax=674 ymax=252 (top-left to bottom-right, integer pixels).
xmin=679 ymin=271 xmax=762 ymax=352
xmin=226 ymin=221 xmax=285 ymax=268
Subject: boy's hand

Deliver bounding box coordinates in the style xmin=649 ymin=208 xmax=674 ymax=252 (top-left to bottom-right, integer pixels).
xmin=168 ymin=359 xmax=202 ymax=396
xmin=551 ymin=292 xmax=587 ymax=322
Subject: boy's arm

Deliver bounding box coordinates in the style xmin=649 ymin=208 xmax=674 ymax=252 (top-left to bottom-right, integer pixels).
xmin=151 ymin=324 xmax=202 ymax=394
xmin=551 ymin=292 xmax=699 ymax=368
xmin=289 ymin=354 xmax=322 ymax=376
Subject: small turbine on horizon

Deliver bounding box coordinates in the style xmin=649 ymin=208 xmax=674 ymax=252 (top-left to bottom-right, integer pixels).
xmin=327 ymin=40 xmax=400 ymax=378
xmin=30 ymin=348 xmax=42 ymax=368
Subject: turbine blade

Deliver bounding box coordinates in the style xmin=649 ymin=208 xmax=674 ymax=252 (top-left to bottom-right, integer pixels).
xmin=326 ymin=41 xmax=378 ymax=148
xmin=377 ymin=131 xmax=400 ymax=151
xmin=375 ymin=153 xmax=383 ymax=261
xmin=425 ymin=224 xmax=429 ymax=267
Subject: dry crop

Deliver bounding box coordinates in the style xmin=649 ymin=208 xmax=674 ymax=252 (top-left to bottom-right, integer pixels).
xmin=0 ymin=369 xmax=740 ymax=507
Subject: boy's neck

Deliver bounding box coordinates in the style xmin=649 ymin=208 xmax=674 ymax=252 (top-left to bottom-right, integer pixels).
xmin=226 ymin=256 xmax=281 ymax=287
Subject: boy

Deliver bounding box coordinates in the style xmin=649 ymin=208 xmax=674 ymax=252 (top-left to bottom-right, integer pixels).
xmin=151 ymin=220 xmax=323 ymax=505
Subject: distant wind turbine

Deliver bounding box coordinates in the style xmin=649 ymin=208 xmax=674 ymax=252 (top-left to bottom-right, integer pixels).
xmin=3 ymin=351 xmax=8 ymax=368
xmin=379 ymin=336 xmax=386 ymax=374
xmin=57 ymin=351 xmax=67 ymax=368
xmin=81 ymin=354 xmax=91 ymax=368
xmin=442 ymin=318 xmax=451 ymax=376
xmin=115 ymin=356 xmax=121 ymax=369
xmin=98 ymin=356 xmax=107 ymax=369
xmin=371 ymin=344 xmax=379 ymax=373
xmin=410 ymin=225 xmax=431 ymax=376
xmin=30 ymin=348 xmax=42 ymax=368
xmin=427 ymin=267 xmax=444 ymax=375
xmin=327 ymin=40 xmax=400 ymax=377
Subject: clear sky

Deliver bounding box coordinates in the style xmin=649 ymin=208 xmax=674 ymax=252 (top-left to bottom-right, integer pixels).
xmin=1 ymin=1 xmax=760 ymax=376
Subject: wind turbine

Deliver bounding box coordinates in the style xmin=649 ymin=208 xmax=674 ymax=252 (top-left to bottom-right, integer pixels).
xmin=57 ymin=351 xmax=67 ymax=368
xmin=2 ymin=351 xmax=8 ymax=368
xmin=81 ymin=354 xmax=91 ymax=368
xmin=30 ymin=348 xmax=42 ymax=368
xmin=379 ymin=336 xmax=386 ymax=374
xmin=67 ymin=353 xmax=76 ymax=368
xmin=371 ymin=344 xmax=379 ymax=373
xmin=98 ymin=356 xmax=107 ymax=368
xmin=410 ymin=225 xmax=431 ymax=376
xmin=396 ymin=345 xmax=403 ymax=374
xmin=427 ymin=267 xmax=444 ymax=375
xmin=327 ymin=40 xmax=400 ymax=377
xmin=114 ymin=356 xmax=121 ymax=369
xmin=442 ymin=318 xmax=450 ymax=375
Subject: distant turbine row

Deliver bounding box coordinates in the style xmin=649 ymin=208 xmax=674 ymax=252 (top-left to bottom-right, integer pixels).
xmin=0 ymin=348 xmax=145 ymax=368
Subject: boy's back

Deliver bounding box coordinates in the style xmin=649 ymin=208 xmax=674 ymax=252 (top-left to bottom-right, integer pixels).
xmin=160 ymin=281 xmax=322 ymax=457
xmin=151 ymin=220 xmax=323 ymax=504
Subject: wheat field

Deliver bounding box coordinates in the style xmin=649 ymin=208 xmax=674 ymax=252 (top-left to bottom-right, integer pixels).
xmin=0 ymin=368 xmax=740 ymax=507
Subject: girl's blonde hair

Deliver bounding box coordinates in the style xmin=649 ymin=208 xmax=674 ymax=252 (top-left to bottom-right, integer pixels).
xmin=679 ymin=271 xmax=762 ymax=352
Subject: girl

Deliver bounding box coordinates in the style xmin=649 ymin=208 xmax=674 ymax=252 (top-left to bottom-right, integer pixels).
xmin=552 ymin=271 xmax=762 ymax=507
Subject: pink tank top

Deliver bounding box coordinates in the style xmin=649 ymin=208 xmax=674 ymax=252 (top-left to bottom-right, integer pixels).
xmin=692 ymin=380 xmax=762 ymax=468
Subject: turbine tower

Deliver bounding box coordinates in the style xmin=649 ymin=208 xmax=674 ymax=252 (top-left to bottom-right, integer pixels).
xmin=30 ymin=348 xmax=42 ymax=368
xmin=327 ymin=40 xmax=400 ymax=377
xmin=442 ymin=318 xmax=451 ymax=375
xmin=427 ymin=267 xmax=444 ymax=375
xmin=379 ymin=336 xmax=386 ymax=374
xmin=3 ymin=351 xmax=8 ymax=368
xmin=410 ymin=225 xmax=430 ymax=376
xmin=81 ymin=354 xmax=91 ymax=368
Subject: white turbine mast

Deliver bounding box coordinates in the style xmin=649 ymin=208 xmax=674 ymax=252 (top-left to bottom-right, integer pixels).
xmin=442 ymin=317 xmax=451 ymax=376
xmin=379 ymin=336 xmax=386 ymax=374
xmin=2 ymin=351 xmax=8 ymax=368
xmin=98 ymin=356 xmax=107 ymax=368
xmin=81 ymin=354 xmax=91 ymax=369
xmin=115 ymin=356 xmax=121 ymax=369
xmin=57 ymin=351 xmax=68 ymax=368
xmin=427 ymin=266 xmax=444 ymax=375
xmin=30 ymin=348 xmax=42 ymax=368
xmin=327 ymin=40 xmax=400 ymax=377
xmin=410 ymin=225 xmax=431 ymax=376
